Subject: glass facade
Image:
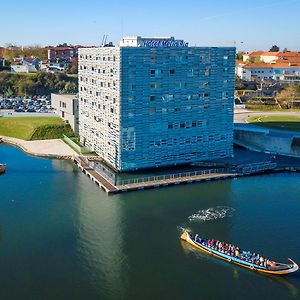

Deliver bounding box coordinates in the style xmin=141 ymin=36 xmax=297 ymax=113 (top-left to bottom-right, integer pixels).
xmin=79 ymin=42 xmax=235 ymax=171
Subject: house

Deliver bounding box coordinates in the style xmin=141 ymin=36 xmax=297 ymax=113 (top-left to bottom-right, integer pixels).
xmin=243 ymin=51 xmax=300 ymax=63
xmin=11 ymin=64 xmax=37 ymax=73
xmin=48 ymin=46 xmax=76 ymax=61
xmin=41 ymin=58 xmax=71 ymax=73
xmin=236 ymin=61 xmax=300 ymax=81
xmin=23 ymin=57 xmax=41 ymax=70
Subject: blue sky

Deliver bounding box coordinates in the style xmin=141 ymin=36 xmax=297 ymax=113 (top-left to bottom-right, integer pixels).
xmin=1 ymin=0 xmax=300 ymax=51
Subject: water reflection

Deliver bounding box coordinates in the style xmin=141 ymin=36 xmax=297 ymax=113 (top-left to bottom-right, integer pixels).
xmin=76 ymin=176 xmax=127 ymax=299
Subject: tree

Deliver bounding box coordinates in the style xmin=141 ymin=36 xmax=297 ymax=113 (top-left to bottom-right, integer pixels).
xmin=68 ymin=65 xmax=78 ymax=74
xmin=61 ymin=82 xmax=78 ymax=94
xmin=283 ymin=48 xmax=288 ymax=52
xmin=270 ymin=45 xmax=280 ymax=52
xmin=236 ymin=52 xmax=244 ymax=60
xmin=275 ymin=85 xmax=296 ymax=109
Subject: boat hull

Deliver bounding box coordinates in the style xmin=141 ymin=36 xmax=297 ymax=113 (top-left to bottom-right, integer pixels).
xmin=181 ymin=231 xmax=298 ymax=275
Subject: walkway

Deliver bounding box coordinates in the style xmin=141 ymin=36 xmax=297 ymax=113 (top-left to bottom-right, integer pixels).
xmin=0 ymin=135 xmax=77 ymax=158
xmin=116 ymin=172 xmax=235 ymax=192
xmin=74 ymin=156 xmax=118 ymax=193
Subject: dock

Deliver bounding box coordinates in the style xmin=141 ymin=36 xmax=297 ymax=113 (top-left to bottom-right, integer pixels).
xmin=74 ymin=156 xmax=118 ymax=193
xmin=73 ymin=156 xmax=284 ymax=194
xmin=116 ymin=172 xmax=236 ymax=192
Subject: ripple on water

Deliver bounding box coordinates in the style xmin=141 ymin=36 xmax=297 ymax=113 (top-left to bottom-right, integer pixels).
xmin=188 ymin=206 xmax=235 ymax=223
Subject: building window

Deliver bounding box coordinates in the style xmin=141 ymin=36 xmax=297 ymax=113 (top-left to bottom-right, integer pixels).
xmin=169 ymin=69 xmax=175 ymax=75
xmin=150 ymin=70 xmax=156 ymax=77
xmin=150 ymin=95 xmax=155 ymax=101
xmin=150 ymin=83 xmax=160 ymax=89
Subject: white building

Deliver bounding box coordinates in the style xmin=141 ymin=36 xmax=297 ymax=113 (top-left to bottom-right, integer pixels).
xmin=51 ymin=93 xmax=79 ymax=134
xmin=236 ymin=62 xmax=300 ymax=81
xmin=11 ymin=64 xmax=37 ymax=73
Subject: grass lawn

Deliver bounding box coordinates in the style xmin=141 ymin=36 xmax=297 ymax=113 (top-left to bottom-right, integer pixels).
xmin=246 ymin=115 xmax=300 ymax=132
xmin=0 ymin=117 xmax=70 ymax=140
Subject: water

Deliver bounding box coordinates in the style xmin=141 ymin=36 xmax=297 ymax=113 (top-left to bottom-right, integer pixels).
xmin=1 ymin=144 xmax=300 ymax=300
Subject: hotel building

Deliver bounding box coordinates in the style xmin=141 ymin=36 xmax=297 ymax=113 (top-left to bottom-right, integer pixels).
xmin=78 ymin=37 xmax=235 ymax=171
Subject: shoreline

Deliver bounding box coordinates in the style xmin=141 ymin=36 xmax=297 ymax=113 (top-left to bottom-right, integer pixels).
xmin=0 ymin=135 xmax=76 ymax=159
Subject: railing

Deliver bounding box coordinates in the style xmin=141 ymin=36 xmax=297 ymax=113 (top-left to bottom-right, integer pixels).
xmin=119 ymin=168 xmax=227 ymax=186
xmin=231 ymin=161 xmax=277 ymax=174
xmin=74 ymin=156 xmax=116 ymax=184
xmin=63 ymin=135 xmax=91 ymax=154
xmin=74 ymin=155 xmax=278 ymax=187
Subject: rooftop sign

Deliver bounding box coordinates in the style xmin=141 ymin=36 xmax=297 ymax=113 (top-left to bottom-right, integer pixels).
xmin=142 ymin=39 xmax=188 ymax=48
xmin=120 ymin=36 xmax=189 ymax=48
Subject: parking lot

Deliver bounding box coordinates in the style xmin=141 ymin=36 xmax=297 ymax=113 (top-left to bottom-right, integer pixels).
xmin=0 ymin=96 xmax=54 ymax=114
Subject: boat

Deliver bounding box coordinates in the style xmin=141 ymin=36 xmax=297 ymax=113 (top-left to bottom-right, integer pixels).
xmin=0 ymin=164 xmax=6 ymax=174
xmin=181 ymin=230 xmax=298 ymax=275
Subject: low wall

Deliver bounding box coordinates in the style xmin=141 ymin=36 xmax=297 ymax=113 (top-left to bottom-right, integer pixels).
xmin=234 ymin=127 xmax=300 ymax=157
xmin=63 ymin=135 xmax=90 ymax=154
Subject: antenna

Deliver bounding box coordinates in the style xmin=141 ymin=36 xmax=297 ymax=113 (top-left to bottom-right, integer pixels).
xmin=104 ymin=34 xmax=108 ymax=46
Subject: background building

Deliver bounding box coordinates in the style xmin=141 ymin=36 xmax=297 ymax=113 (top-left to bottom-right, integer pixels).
xmin=79 ymin=37 xmax=235 ymax=171
xmin=51 ymin=93 xmax=79 ymax=134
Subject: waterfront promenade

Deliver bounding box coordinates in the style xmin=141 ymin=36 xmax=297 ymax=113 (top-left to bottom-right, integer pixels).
xmin=0 ymin=135 xmax=77 ymax=158
xmin=73 ymin=155 xmax=286 ymax=194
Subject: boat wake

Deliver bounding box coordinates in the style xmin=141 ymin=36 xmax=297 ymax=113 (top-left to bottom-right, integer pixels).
xmin=188 ymin=206 xmax=235 ymax=223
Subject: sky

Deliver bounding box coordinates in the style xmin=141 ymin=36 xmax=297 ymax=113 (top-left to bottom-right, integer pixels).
xmin=1 ymin=0 xmax=300 ymax=51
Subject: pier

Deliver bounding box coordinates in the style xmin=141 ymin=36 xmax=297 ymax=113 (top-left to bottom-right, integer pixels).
xmin=73 ymin=156 xmax=285 ymax=194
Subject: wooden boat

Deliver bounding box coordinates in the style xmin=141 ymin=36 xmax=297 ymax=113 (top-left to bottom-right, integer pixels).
xmin=0 ymin=164 xmax=6 ymax=174
xmin=181 ymin=230 xmax=298 ymax=275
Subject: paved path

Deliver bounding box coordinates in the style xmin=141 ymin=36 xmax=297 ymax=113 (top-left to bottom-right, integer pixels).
xmin=234 ymin=109 xmax=300 ymax=124
xmin=0 ymin=136 xmax=77 ymax=158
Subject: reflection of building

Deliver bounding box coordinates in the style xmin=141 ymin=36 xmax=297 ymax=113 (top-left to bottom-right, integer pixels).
xmin=79 ymin=36 xmax=235 ymax=171
xmin=51 ymin=93 xmax=79 ymax=134
xmin=76 ymin=178 xmax=126 ymax=298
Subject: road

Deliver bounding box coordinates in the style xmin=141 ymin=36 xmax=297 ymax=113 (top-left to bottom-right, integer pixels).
xmin=234 ymin=108 xmax=300 ymax=124
xmin=0 ymin=110 xmax=57 ymax=117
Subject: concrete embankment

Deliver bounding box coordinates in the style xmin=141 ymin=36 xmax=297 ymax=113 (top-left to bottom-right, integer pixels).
xmin=234 ymin=124 xmax=300 ymax=157
xmin=0 ymin=135 xmax=77 ymax=159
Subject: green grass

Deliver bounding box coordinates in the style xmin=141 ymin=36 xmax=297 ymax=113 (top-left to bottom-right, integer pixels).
xmin=247 ymin=115 xmax=300 ymax=132
xmin=0 ymin=117 xmax=74 ymax=140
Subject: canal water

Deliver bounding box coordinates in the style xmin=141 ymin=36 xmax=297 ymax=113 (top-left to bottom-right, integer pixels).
xmin=1 ymin=144 xmax=300 ymax=300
